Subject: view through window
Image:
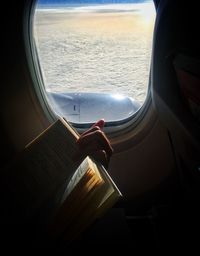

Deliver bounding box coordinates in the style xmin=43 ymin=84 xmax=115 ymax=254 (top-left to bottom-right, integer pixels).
xmin=33 ymin=0 xmax=155 ymax=124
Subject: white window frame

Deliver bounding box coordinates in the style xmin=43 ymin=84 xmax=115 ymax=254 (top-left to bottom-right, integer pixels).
xmin=23 ymin=0 xmax=156 ymax=143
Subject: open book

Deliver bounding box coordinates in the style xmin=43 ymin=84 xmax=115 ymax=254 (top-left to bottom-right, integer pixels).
xmin=3 ymin=118 xmax=122 ymax=244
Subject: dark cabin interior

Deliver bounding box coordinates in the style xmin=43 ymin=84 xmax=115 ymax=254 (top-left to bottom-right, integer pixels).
xmin=1 ymin=0 xmax=200 ymax=253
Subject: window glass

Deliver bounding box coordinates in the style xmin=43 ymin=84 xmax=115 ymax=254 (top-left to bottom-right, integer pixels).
xmin=33 ymin=0 xmax=155 ymax=124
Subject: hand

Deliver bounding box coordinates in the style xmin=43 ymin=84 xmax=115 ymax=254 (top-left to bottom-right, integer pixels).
xmin=76 ymin=119 xmax=113 ymax=169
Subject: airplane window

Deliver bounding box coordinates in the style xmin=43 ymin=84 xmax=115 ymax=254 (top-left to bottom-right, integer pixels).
xmin=33 ymin=0 xmax=155 ymax=126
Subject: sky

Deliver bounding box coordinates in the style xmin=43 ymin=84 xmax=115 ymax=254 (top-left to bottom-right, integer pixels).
xmin=34 ymin=0 xmax=155 ymax=105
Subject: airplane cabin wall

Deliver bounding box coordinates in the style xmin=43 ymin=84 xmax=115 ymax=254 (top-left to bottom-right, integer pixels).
xmin=152 ymin=0 xmax=200 ymax=207
xmin=1 ymin=1 xmax=51 ymax=165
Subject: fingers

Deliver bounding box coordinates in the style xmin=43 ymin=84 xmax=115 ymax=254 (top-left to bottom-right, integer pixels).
xmin=91 ymin=119 xmax=105 ymax=130
xmin=75 ymin=120 xmax=113 ymax=168
xmin=77 ymin=129 xmax=113 ymax=158
xmin=79 ymin=126 xmax=101 ymax=138
xmin=90 ymin=150 xmax=110 ymax=169
xmin=80 ymin=119 xmax=105 ymax=137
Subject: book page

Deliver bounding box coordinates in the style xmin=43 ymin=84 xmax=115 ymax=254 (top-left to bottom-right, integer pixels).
xmin=60 ymin=156 xmax=91 ymax=200
xmin=94 ymin=163 xmax=122 ymax=218
xmin=61 ymin=161 xmax=122 ymax=240
xmin=47 ymin=167 xmax=102 ymax=239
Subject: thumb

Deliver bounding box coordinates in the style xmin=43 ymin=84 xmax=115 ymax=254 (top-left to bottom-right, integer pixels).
xmin=92 ymin=119 xmax=105 ymax=130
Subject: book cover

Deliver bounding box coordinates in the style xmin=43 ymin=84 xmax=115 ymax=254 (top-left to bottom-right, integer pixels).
xmin=1 ymin=117 xmax=122 ymax=245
